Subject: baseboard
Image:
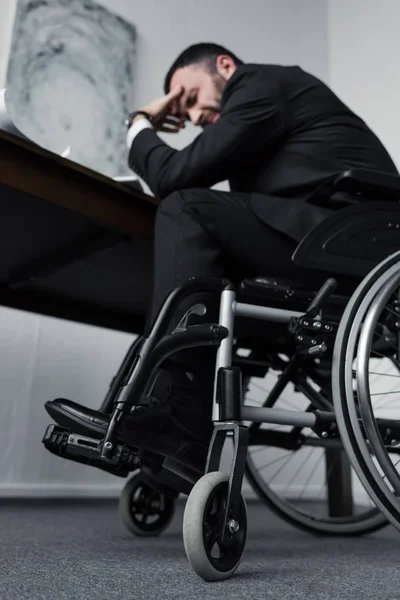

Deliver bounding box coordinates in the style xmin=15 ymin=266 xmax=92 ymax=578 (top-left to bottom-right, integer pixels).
xmin=0 ymin=481 xmax=257 ymax=499
xmin=254 ymin=483 xmax=369 ymax=505
xmin=0 ymin=482 xmax=368 ymax=503
xmin=0 ymin=483 xmax=126 ymax=498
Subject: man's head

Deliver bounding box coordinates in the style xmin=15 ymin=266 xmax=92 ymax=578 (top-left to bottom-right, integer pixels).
xmin=164 ymin=43 xmax=244 ymax=127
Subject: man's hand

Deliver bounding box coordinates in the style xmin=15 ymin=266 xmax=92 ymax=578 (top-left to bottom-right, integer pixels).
xmin=134 ymin=86 xmax=186 ymax=133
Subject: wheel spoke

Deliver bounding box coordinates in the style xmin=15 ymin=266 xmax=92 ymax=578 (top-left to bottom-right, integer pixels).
xmin=281 ymin=447 xmax=315 ymax=496
xmin=258 ymin=450 xmax=297 ymax=477
xmin=368 ymin=371 xmax=400 ymax=379
xmin=297 ymin=450 xmax=325 ymax=501
xmin=205 ymin=525 xmax=222 ymax=553
xmin=242 ymin=337 xmax=386 ymax=534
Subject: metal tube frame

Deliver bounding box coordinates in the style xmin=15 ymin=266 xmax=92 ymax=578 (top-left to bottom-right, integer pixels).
xmin=212 ymin=286 xmax=318 ymax=429
xmin=100 ymin=277 xmax=331 ymax=463
xmin=209 ymin=283 xmax=328 ymax=543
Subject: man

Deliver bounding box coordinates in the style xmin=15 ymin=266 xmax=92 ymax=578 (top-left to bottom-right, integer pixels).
xmin=123 ymin=42 xmax=398 ymax=439
xmin=47 ymin=43 xmax=398 ymax=464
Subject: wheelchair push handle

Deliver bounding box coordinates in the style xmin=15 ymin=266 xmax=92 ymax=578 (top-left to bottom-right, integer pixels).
xmin=306 ymin=278 xmax=337 ymax=317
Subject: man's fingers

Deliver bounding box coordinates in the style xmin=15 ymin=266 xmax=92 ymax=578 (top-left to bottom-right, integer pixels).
xmin=158 ymin=119 xmax=185 ymax=133
xmin=167 ymin=85 xmax=184 ymax=100
xmin=153 ymin=111 xmax=185 ymax=132
xmin=169 ymin=101 xmax=181 ymax=116
xmin=160 ymin=123 xmax=185 ymax=131
xmin=155 ymin=115 xmax=185 ymax=129
xmin=163 ymin=115 xmax=184 ymax=125
xmin=158 ymin=125 xmax=180 ymax=133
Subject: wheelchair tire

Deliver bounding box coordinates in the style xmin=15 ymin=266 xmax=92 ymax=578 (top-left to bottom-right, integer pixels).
xmin=245 ymin=453 xmax=386 ymax=536
xmin=332 ymin=250 xmax=400 ymax=532
xmin=183 ymin=471 xmax=247 ymax=581
xmin=119 ymin=472 xmax=176 ymax=536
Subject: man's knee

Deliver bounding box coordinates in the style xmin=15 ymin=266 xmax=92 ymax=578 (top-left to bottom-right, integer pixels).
xmin=156 ymin=189 xmax=209 ymax=233
xmin=157 ymin=190 xmax=186 ymax=220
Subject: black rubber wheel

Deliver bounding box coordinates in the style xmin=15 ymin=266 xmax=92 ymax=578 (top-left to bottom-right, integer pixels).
xmin=183 ymin=472 xmax=247 ymax=581
xmin=119 ymin=472 xmax=176 ymax=536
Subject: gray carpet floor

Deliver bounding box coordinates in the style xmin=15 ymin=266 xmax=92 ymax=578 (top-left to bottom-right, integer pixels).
xmin=0 ymin=498 xmax=400 ymax=600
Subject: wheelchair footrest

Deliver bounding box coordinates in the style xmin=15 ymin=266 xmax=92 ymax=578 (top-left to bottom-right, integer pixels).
xmin=42 ymin=424 xmax=140 ymax=475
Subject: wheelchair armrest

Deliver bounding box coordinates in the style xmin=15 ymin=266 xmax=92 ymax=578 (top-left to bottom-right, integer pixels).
xmin=308 ymin=169 xmax=400 ymax=210
xmin=332 ymin=169 xmax=400 ymax=201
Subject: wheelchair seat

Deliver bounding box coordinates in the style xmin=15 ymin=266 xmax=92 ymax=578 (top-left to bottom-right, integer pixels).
xmin=293 ymin=168 xmax=400 ymax=277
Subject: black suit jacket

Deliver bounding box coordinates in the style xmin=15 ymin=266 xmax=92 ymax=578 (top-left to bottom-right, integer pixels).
xmin=128 ymin=63 xmax=399 ymax=242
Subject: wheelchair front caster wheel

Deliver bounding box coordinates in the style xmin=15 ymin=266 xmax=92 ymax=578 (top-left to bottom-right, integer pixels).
xmin=182 ymin=471 xmax=247 ymax=581
xmin=119 ymin=473 xmax=176 ymax=537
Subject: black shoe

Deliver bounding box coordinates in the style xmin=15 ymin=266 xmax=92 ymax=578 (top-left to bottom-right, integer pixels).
xmin=45 ymin=396 xmax=175 ymax=439
xmin=45 ymin=399 xmax=108 ymax=439
xmin=44 ymin=397 xmax=208 ymax=473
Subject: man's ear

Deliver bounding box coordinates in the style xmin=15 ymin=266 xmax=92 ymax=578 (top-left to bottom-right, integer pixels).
xmin=215 ymin=55 xmax=237 ymax=81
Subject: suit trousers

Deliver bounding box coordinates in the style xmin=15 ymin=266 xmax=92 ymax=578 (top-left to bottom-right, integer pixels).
xmin=147 ymin=188 xmax=318 ymax=376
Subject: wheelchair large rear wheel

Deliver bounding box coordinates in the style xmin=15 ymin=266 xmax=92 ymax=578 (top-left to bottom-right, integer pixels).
xmin=332 ymin=250 xmax=400 ymax=531
xmin=242 ymin=357 xmax=387 ymax=535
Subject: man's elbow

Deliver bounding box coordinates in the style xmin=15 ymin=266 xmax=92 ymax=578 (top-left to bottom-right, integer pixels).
xmin=150 ymin=176 xmax=178 ymax=200
xmin=126 ymin=163 xmax=173 ymax=199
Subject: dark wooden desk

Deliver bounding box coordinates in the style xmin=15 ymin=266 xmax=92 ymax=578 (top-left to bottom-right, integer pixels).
xmin=0 ymin=130 xmax=159 ymax=333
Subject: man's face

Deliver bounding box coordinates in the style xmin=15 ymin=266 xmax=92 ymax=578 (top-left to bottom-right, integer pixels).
xmin=169 ymin=57 xmax=236 ymax=127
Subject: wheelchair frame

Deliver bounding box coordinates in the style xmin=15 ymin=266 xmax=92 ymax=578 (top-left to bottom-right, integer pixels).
xmin=40 ymin=262 xmax=400 ymax=577
xmin=88 ymin=275 xmax=356 ymax=544
xmin=89 ymin=269 xmax=400 ymax=544
xmin=206 ymin=281 xmax=336 ymax=545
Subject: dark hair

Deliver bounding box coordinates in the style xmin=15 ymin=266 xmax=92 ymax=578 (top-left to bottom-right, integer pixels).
xmin=163 ymin=43 xmax=244 ymax=93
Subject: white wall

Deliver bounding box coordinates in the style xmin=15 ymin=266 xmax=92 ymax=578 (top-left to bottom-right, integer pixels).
xmin=0 ymin=0 xmax=330 ymax=497
xmin=0 ymin=0 xmax=17 ymax=88
xmin=0 ymin=307 xmax=135 ymax=497
xmin=327 ymin=0 xmax=400 ymax=169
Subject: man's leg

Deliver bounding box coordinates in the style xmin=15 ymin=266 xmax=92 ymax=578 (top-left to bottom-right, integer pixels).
xmin=149 ymin=188 xmax=302 ymax=329
xmin=127 ymin=188 xmax=303 ymax=443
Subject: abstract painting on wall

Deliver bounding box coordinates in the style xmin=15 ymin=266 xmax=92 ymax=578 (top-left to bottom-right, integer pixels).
xmin=5 ymin=0 xmax=137 ymax=178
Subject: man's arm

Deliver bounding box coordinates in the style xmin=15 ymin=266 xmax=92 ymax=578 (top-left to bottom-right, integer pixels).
xmin=128 ymin=66 xmax=287 ymax=198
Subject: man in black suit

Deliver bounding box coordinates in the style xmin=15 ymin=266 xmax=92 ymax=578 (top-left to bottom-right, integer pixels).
xmin=120 ymin=42 xmax=398 ymax=446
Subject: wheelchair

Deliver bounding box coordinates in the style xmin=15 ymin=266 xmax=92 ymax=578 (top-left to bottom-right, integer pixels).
xmin=42 ymin=168 xmax=400 ymax=581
